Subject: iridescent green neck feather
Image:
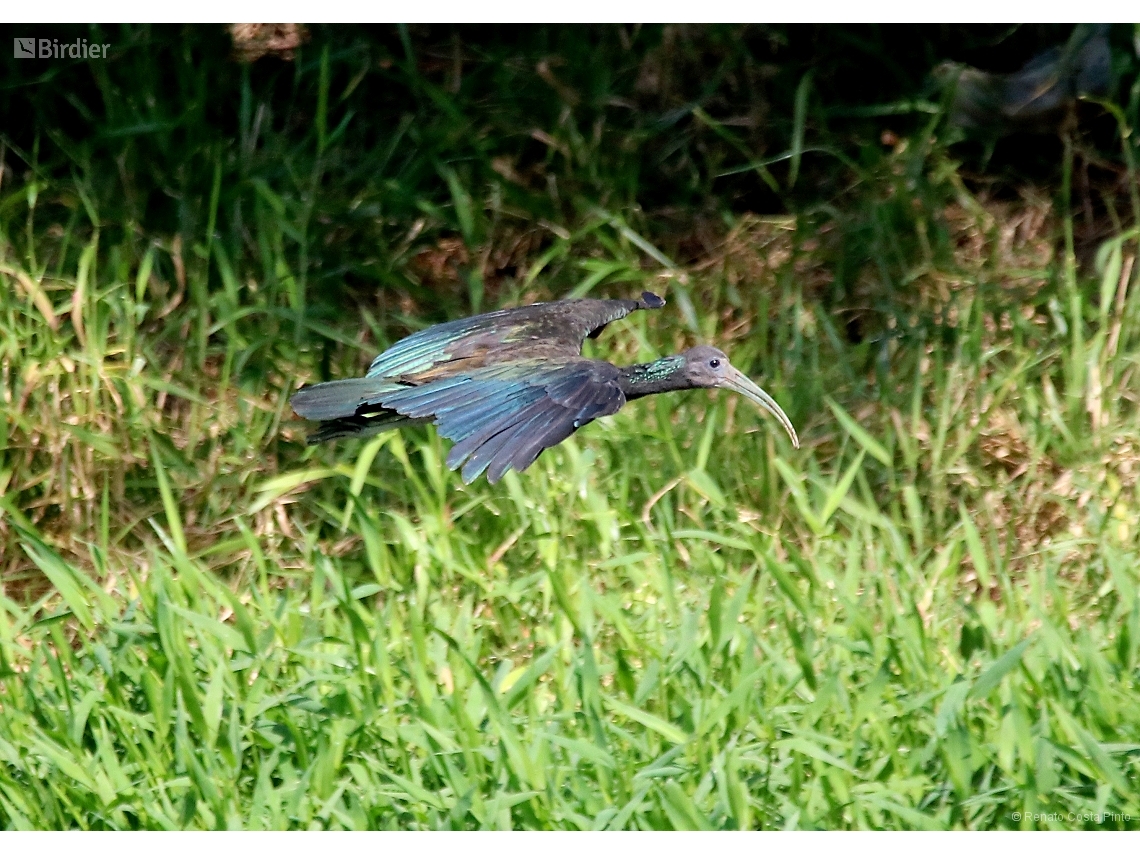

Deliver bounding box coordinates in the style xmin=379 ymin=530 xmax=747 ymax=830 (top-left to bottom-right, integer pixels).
xmin=618 ymin=356 xmax=689 ymax=399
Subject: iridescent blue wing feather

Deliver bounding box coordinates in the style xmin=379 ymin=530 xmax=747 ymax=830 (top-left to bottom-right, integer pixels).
xmin=376 ymin=359 xmax=626 ymax=483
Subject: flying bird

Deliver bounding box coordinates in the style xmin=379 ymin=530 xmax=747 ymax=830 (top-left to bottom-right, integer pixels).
xmin=290 ymin=291 xmax=799 ymax=484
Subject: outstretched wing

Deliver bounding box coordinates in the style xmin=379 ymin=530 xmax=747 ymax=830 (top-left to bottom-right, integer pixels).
xmin=365 ymin=291 xmax=665 ymax=382
xmin=376 ymin=358 xmax=627 ymax=483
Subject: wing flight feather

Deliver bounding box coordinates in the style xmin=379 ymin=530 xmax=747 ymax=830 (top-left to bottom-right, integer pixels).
xmin=371 ymin=359 xmax=626 ymax=483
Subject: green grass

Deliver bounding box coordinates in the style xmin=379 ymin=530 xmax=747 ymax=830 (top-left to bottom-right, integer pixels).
xmin=1 ymin=24 xmax=1140 ymax=829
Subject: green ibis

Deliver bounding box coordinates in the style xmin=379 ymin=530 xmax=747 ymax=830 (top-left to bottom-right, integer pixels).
xmin=290 ymin=291 xmax=799 ymax=484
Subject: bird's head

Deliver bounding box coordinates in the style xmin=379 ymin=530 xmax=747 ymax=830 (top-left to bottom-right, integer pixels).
xmin=681 ymin=345 xmax=800 ymax=448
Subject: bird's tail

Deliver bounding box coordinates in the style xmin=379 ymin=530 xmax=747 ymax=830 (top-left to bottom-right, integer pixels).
xmin=291 ymin=377 xmax=424 ymax=444
xmin=290 ymin=377 xmax=405 ymax=421
xmin=306 ymin=412 xmax=429 ymax=445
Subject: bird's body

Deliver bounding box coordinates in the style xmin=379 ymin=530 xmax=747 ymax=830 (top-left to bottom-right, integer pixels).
xmin=290 ymin=291 xmax=798 ymax=484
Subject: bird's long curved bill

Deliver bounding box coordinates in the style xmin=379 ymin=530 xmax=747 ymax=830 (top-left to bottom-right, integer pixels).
xmin=721 ymin=368 xmax=800 ymax=449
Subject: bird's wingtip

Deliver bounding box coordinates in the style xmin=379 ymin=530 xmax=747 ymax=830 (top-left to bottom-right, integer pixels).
xmin=638 ymin=291 xmax=666 ymax=310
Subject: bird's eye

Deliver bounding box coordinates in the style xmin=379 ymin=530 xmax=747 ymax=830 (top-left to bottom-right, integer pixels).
xmin=709 ymin=358 xmax=721 ymax=369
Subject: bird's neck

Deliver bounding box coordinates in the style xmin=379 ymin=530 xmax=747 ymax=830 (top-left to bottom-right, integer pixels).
xmin=618 ymin=356 xmax=689 ymax=400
